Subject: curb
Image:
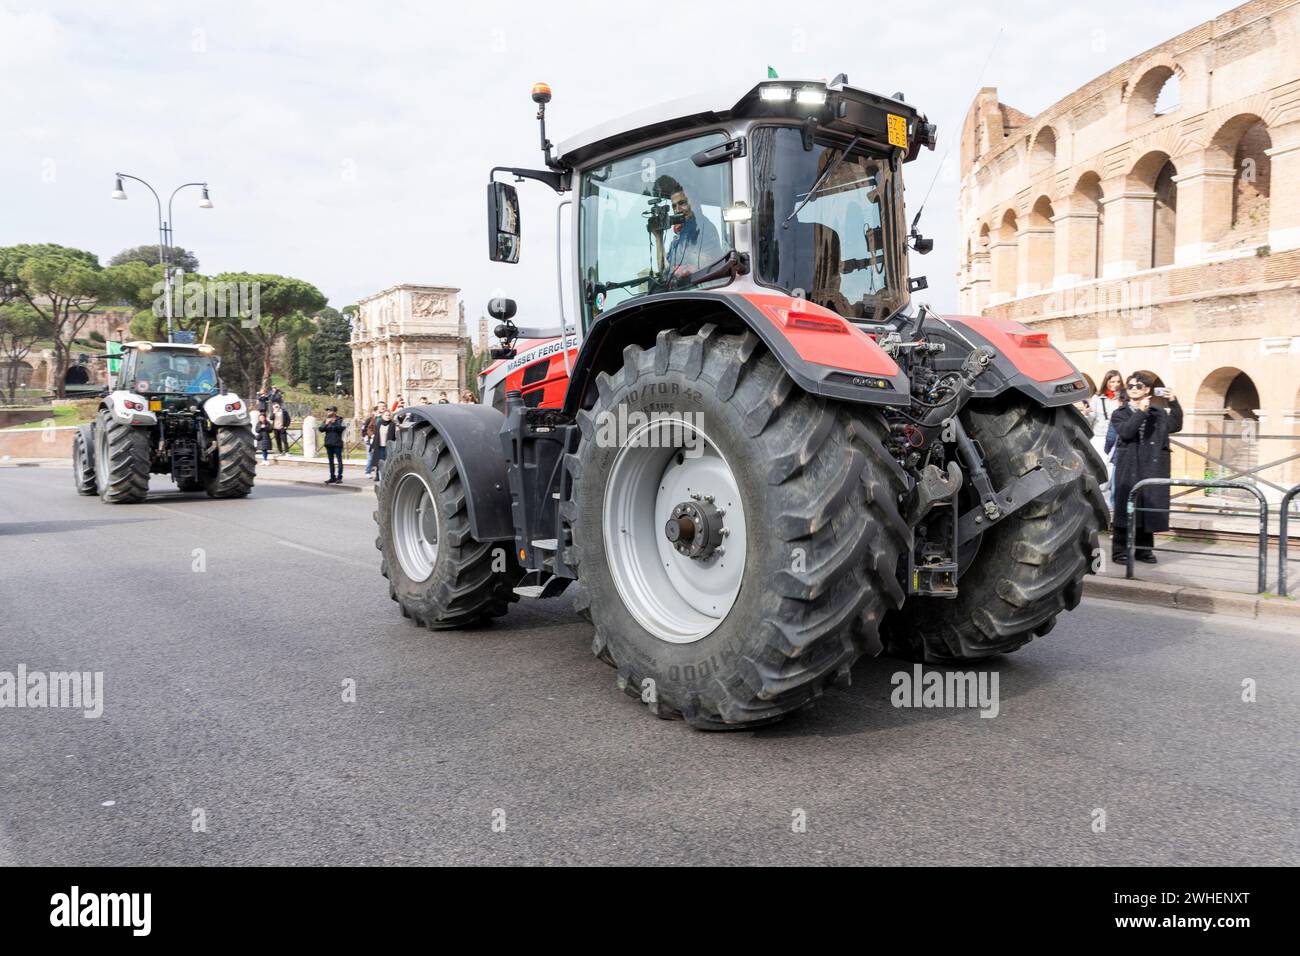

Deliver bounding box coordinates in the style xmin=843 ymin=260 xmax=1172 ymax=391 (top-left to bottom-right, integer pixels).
xmin=254 ymin=475 xmax=371 ymax=495
xmin=1083 ymin=575 xmax=1300 ymax=621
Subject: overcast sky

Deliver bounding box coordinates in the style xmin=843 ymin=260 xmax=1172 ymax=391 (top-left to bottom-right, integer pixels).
xmin=1 ymin=0 xmax=1232 ymax=325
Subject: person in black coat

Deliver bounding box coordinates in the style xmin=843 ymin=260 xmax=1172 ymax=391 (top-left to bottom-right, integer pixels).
xmin=1110 ymin=371 xmax=1183 ymax=564
xmin=318 ymin=407 xmax=347 ymax=484
xmin=373 ymin=410 xmax=397 ymax=482
xmin=254 ymin=413 xmax=273 ymax=463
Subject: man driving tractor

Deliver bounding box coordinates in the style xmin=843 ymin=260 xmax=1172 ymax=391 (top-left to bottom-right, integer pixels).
xmin=654 ymin=174 xmax=723 ymax=283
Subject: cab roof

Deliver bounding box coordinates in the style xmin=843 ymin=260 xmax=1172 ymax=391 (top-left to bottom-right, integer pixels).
xmin=555 ymin=78 xmax=928 ymax=168
xmin=122 ymin=341 xmax=213 ymax=351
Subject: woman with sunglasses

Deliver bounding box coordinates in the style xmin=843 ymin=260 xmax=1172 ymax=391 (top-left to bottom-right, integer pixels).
xmin=1109 ymin=371 xmax=1182 ymax=565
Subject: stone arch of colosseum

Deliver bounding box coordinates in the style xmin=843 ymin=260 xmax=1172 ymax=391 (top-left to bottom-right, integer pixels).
xmin=1026 ymin=195 xmax=1056 ymax=291
xmin=1124 ymin=56 xmax=1186 ymax=126
xmin=1058 ymin=170 xmax=1106 ymax=283
xmin=1195 ymin=365 xmax=1265 ymax=479
xmin=1203 ymin=111 xmax=1274 ymax=248
xmin=1028 ymin=125 xmax=1058 ymax=174
xmin=990 ymin=208 xmax=1019 ymax=301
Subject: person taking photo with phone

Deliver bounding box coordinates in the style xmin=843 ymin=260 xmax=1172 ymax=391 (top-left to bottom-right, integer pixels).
xmin=319 ymin=406 xmax=347 ymax=484
xmin=1109 ymin=372 xmax=1182 ymax=565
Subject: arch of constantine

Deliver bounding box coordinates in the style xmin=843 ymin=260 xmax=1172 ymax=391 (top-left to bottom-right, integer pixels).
xmin=350 ymin=284 xmax=469 ymax=412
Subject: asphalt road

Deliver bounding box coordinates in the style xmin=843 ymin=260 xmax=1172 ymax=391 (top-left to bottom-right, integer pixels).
xmin=1 ymin=465 xmax=1296 ymax=866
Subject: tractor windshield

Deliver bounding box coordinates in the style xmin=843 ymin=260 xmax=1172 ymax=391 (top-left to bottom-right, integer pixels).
xmin=580 ymin=132 xmax=734 ymax=329
xmin=752 ymin=126 xmax=905 ymax=321
xmin=132 ymin=350 xmax=220 ymax=395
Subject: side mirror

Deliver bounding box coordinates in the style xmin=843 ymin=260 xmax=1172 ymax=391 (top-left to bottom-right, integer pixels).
xmin=487 ymin=182 xmax=521 ymax=263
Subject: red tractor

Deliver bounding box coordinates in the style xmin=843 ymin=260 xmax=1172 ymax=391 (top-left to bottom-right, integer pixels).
xmin=374 ymin=78 xmax=1107 ymax=728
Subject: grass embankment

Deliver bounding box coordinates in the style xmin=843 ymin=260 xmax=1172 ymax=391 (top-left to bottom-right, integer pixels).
xmin=4 ymin=400 xmax=99 ymax=429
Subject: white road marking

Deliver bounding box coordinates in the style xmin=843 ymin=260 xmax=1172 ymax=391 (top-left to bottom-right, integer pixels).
xmin=277 ymin=539 xmax=372 ymax=568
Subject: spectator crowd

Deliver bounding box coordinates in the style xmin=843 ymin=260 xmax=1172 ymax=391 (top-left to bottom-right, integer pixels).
xmin=1076 ymin=369 xmax=1183 ymax=566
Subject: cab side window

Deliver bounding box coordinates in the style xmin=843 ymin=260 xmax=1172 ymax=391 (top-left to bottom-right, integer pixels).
xmin=579 ymin=133 xmax=733 ymax=330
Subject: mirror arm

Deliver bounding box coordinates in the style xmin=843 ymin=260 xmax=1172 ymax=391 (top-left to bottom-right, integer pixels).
xmin=490 ymin=166 xmax=569 ymax=194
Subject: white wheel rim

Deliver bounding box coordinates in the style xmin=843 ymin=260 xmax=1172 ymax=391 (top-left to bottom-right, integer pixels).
xmin=603 ymin=418 xmax=747 ymax=644
xmin=392 ymin=472 xmax=440 ymax=582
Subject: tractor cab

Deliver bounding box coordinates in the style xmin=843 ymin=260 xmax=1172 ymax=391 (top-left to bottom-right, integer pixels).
xmin=116 ymin=342 xmax=222 ymax=398
xmin=484 ymin=77 xmax=936 ymax=367
xmin=478 ymin=77 xmax=939 ymax=411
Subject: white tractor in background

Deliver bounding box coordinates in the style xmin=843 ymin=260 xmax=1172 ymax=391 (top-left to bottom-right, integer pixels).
xmin=73 ymin=341 xmax=255 ymax=503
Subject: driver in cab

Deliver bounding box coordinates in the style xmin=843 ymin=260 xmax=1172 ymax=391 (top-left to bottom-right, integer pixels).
xmin=655 ymin=176 xmax=722 ymax=284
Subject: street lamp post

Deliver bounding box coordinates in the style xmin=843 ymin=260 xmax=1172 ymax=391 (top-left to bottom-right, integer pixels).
xmin=112 ymin=174 xmax=213 ymax=343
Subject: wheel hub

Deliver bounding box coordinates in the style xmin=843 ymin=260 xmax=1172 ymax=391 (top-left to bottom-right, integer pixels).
xmin=603 ymin=419 xmax=747 ymax=644
xmin=664 ymin=496 xmax=726 ymax=560
xmin=391 ymin=472 xmax=440 ymax=583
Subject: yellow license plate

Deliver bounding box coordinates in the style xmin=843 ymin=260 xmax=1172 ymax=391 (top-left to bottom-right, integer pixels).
xmin=149 ymin=400 xmax=162 ymax=411
xmin=887 ymin=114 xmax=908 ymax=149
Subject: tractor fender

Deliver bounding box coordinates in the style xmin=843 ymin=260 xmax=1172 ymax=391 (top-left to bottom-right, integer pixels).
xmin=562 ymin=290 xmax=911 ymax=415
xmin=398 ymin=403 xmax=515 ymax=542
xmin=101 ymin=390 xmax=157 ymax=427
xmin=203 ymin=392 xmax=252 ymax=426
xmin=941 ymin=315 xmax=1090 ymax=407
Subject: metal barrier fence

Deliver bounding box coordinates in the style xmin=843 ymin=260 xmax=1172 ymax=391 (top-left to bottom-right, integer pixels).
xmin=1279 ymin=483 xmax=1300 ymax=598
xmin=1125 ymin=478 xmax=1269 ymax=593
xmin=1169 ymin=430 xmax=1298 ymax=503
xmin=277 ymin=427 xmax=366 ymax=459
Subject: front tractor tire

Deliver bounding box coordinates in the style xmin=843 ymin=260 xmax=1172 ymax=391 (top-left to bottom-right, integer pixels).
xmin=93 ymin=409 xmax=150 ymax=504
xmin=205 ymin=425 xmax=255 ymax=498
xmin=72 ymin=426 xmax=96 ymax=495
xmin=884 ymin=397 xmax=1108 ymax=663
xmin=568 ymin=326 xmax=909 ymax=729
xmin=376 ymin=424 xmax=520 ymax=629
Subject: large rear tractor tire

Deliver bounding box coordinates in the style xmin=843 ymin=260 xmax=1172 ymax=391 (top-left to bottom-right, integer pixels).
xmin=205 ymin=426 xmax=255 ymax=498
xmin=884 ymin=397 xmax=1107 ymax=663
xmin=377 ymin=423 xmax=520 ymax=629
xmin=567 ymin=326 xmax=909 ymax=729
xmin=93 ymin=409 xmax=150 ymax=504
xmin=72 ymin=426 xmax=96 ymax=495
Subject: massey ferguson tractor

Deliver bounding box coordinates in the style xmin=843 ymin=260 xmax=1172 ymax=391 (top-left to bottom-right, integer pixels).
xmin=374 ymin=77 xmax=1108 ymax=728
xmin=73 ymin=341 xmax=255 ymax=503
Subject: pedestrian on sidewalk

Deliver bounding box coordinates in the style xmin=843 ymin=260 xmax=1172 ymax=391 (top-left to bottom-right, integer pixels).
xmin=254 ymin=412 xmax=273 ymax=464
xmin=460 ymin=389 xmax=478 ymax=404
xmin=319 ymin=406 xmax=347 ymax=484
xmin=361 ymin=402 xmax=384 ymax=477
xmin=374 ymin=409 xmax=396 ymax=481
xmin=1090 ymin=369 xmax=1126 ymax=507
xmin=270 ymin=402 xmax=291 ymax=455
xmin=256 ymin=386 xmax=271 ymax=414
xmin=1110 ymin=372 xmax=1182 ymax=566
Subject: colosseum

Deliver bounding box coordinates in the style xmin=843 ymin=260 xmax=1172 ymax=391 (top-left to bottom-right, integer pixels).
xmin=957 ymin=0 xmax=1300 ymax=506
